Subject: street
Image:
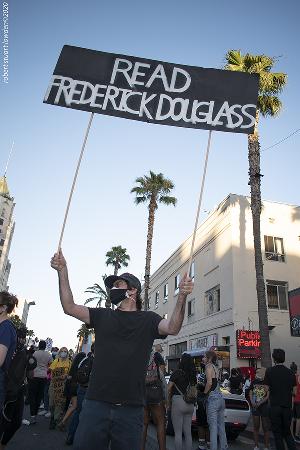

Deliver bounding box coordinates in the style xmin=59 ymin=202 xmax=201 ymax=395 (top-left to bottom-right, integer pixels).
xmin=2 ymin=408 xmax=280 ymax=450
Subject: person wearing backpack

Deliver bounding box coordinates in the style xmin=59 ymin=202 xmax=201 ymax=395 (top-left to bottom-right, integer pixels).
xmin=203 ymin=350 xmax=228 ymax=450
xmin=65 ymin=345 xmax=94 ymax=446
xmin=167 ymin=353 xmax=197 ymax=450
xmin=0 ymin=327 xmax=37 ymax=450
xmin=51 ymin=250 xmax=193 ymax=450
xmin=141 ymin=349 xmax=167 ymax=450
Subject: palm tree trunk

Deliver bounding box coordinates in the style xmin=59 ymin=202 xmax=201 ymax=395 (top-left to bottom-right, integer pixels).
xmin=114 ymin=260 xmax=119 ymax=276
xmin=248 ymin=111 xmax=272 ymax=368
xmin=144 ymin=198 xmax=156 ymax=311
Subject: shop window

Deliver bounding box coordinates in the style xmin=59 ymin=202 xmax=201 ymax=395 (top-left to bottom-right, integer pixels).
xmin=163 ymin=283 xmax=168 ymax=302
xmin=187 ymin=299 xmax=195 ymax=317
xmin=169 ymin=341 xmax=187 ymax=357
xmin=174 ymin=274 xmax=181 ymax=295
xmin=205 ymin=285 xmax=220 ymax=316
xmin=223 ymin=336 xmax=230 ymax=345
xmin=266 ymin=280 xmax=288 ymax=310
xmin=264 ymin=236 xmax=285 ymax=262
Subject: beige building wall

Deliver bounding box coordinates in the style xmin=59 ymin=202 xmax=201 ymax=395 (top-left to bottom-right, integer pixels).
xmin=148 ymin=194 xmax=300 ymax=370
xmin=0 ymin=189 xmax=15 ymax=291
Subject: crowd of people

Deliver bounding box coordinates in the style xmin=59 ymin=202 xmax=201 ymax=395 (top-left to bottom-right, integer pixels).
xmin=0 ymin=251 xmax=299 ymax=450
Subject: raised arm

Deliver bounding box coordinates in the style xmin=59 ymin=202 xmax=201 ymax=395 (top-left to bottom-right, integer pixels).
xmin=51 ymin=249 xmax=90 ymax=324
xmin=158 ymin=273 xmax=193 ymax=336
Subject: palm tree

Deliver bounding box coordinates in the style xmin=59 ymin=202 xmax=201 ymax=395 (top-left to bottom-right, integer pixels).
xmin=84 ymin=275 xmax=110 ymax=308
xmin=131 ymin=171 xmax=177 ymax=310
xmin=105 ymin=246 xmax=130 ymax=276
xmin=224 ymin=50 xmax=287 ymax=368
xmin=77 ymin=323 xmax=93 ymax=352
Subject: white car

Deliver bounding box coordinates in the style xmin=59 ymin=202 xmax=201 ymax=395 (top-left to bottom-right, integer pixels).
xmin=166 ymin=380 xmax=250 ymax=441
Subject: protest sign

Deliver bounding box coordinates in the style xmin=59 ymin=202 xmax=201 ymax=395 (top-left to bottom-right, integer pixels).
xmin=44 ymin=45 xmax=259 ymax=134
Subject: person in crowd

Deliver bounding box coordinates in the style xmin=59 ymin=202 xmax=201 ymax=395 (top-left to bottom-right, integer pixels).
xmin=48 ymin=346 xmax=71 ymax=430
xmin=0 ymin=327 xmax=37 ymax=450
xmin=196 ymin=363 xmax=210 ymax=450
xmin=28 ymin=340 xmax=52 ymax=424
xmin=56 ymin=351 xmax=86 ymax=432
xmin=220 ymin=371 xmax=230 ymax=390
xmin=249 ymin=367 xmax=270 ymax=450
xmin=292 ymin=366 xmax=300 ymax=443
xmin=0 ymin=291 xmax=18 ymax=412
xmin=243 ymin=372 xmax=252 ymax=400
xmin=167 ymin=353 xmax=197 ymax=450
xmin=264 ymin=348 xmax=297 ymax=450
xmin=141 ymin=348 xmax=167 ymax=450
xmin=290 ymin=362 xmax=298 ymax=375
xmin=38 ymin=367 xmax=52 ymax=418
xmin=65 ymin=346 xmax=94 ymax=445
xmin=203 ymin=350 xmax=228 ymax=450
xmin=51 ymin=249 xmax=193 ymax=450
xmin=229 ymin=368 xmax=243 ymax=395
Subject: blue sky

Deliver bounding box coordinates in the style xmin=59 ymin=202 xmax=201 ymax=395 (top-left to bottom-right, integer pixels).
xmin=1 ymin=0 xmax=299 ymax=349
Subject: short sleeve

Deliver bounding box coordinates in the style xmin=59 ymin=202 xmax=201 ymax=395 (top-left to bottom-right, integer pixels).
xmin=150 ymin=312 xmax=167 ymax=339
xmin=88 ymin=307 xmax=106 ymax=329
xmin=0 ymin=322 xmax=12 ymax=349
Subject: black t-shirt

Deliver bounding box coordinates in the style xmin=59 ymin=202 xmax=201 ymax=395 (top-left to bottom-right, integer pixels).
xmin=86 ymin=308 xmax=166 ymax=405
xmin=264 ymin=365 xmax=296 ymax=408
xmin=170 ymin=369 xmax=189 ymax=395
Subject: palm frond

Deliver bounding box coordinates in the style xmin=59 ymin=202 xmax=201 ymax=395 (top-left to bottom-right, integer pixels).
xmin=257 ymin=95 xmax=282 ymax=117
xmin=134 ymin=196 xmax=148 ymax=205
xmin=224 ymin=50 xmax=244 ymax=71
xmin=84 ymin=296 xmax=102 ymax=305
xmin=259 ymin=72 xmax=287 ymax=94
xmin=159 ymin=196 xmax=177 ymax=206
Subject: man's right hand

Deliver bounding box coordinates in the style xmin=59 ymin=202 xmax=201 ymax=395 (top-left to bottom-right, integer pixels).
xmin=51 ymin=249 xmax=66 ymax=272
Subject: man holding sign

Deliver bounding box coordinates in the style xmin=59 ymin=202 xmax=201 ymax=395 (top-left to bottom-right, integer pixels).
xmin=51 ymin=249 xmax=193 ymax=450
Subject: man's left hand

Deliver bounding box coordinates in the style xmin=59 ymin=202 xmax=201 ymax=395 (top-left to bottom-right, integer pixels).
xmin=178 ymin=273 xmax=193 ymax=297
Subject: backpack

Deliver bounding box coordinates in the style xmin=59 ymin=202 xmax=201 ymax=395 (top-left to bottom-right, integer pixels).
xmin=145 ymin=351 xmax=160 ymax=386
xmin=6 ymin=349 xmax=37 ymax=398
xmin=76 ymin=355 xmax=94 ymax=386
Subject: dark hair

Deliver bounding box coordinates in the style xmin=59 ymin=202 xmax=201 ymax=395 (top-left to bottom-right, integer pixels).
xmin=69 ymin=352 xmax=86 ymax=379
xmin=205 ymin=350 xmax=218 ymax=365
xmin=39 ymin=340 xmax=46 ymax=350
xmin=230 ymin=368 xmax=239 ymax=377
xmin=0 ymin=291 xmax=18 ymax=314
xmin=272 ymin=348 xmax=285 ymax=364
xmin=179 ymin=353 xmax=197 ymax=384
xmin=90 ymin=343 xmax=95 ymax=353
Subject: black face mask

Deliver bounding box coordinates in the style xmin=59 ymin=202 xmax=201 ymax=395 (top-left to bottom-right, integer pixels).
xmin=110 ymin=288 xmax=128 ymax=305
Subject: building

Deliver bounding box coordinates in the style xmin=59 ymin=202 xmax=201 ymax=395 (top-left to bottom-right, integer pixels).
xmin=148 ymin=194 xmax=300 ymax=371
xmin=13 ymin=297 xmax=35 ymax=325
xmin=0 ymin=176 xmax=15 ymax=291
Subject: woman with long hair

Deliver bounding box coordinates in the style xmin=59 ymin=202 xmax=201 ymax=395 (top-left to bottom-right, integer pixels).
xmin=167 ymin=353 xmax=197 ymax=450
xmin=56 ymin=352 xmax=86 ymax=431
xmin=203 ymin=351 xmax=228 ymax=450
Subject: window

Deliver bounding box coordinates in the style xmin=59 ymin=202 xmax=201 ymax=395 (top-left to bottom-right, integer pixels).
xmin=189 ymin=261 xmax=195 ymax=281
xmin=264 ymin=236 xmax=285 ymax=262
xmin=223 ymin=336 xmax=230 ymax=345
xmin=155 ymin=291 xmax=159 ymax=308
xmin=187 ymin=298 xmax=195 ymax=317
xmin=163 ymin=284 xmax=168 ymax=302
xmin=0 ymin=218 xmax=3 ymax=225
xmin=0 ymin=239 xmax=4 ymax=247
xmin=205 ymin=285 xmax=220 ymax=315
xmin=169 ymin=341 xmax=187 ymax=357
xmin=266 ymin=280 xmax=288 ymax=310
xmin=174 ymin=274 xmax=181 ymax=294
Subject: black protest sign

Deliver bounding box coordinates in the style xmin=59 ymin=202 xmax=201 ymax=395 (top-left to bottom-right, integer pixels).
xmin=44 ymin=45 xmax=259 ymax=134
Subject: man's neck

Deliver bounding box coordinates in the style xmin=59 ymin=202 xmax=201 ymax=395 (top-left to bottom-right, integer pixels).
xmin=118 ymin=298 xmax=137 ymax=312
